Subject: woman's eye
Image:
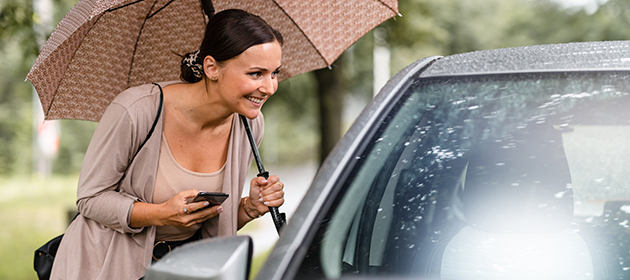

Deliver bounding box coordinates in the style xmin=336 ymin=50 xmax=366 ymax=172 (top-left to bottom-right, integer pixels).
xmin=272 ymin=70 xmax=280 ymax=77
xmin=249 ymin=72 xmax=262 ymax=78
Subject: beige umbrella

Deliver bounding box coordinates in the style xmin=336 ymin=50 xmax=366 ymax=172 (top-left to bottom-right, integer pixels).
xmin=27 ymin=0 xmax=399 ymax=121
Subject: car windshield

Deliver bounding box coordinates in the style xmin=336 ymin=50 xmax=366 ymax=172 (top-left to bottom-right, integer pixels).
xmin=296 ymin=71 xmax=630 ymax=280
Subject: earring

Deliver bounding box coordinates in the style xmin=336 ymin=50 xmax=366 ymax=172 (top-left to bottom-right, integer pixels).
xmin=210 ymin=76 xmax=218 ymax=81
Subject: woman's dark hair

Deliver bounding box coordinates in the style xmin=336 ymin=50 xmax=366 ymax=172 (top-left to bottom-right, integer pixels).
xmin=181 ymin=9 xmax=283 ymax=83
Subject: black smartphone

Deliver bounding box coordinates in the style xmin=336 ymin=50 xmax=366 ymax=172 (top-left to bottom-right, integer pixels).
xmin=186 ymin=192 xmax=229 ymax=206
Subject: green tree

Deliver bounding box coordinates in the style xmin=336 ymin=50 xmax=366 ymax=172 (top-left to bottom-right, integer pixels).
xmin=387 ymin=0 xmax=630 ymax=74
xmin=260 ymin=72 xmax=319 ymax=165
xmin=314 ymin=56 xmax=346 ymax=164
xmin=0 ymin=0 xmax=39 ymax=175
xmin=1 ymin=0 xmax=95 ymax=176
xmin=4 ymin=0 xmax=630 ymax=175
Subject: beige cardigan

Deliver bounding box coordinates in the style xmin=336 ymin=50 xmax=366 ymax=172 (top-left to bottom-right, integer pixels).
xmin=50 ymin=82 xmax=263 ymax=280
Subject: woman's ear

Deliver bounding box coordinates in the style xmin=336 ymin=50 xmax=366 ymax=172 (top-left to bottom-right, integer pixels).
xmin=203 ymin=56 xmax=219 ymax=81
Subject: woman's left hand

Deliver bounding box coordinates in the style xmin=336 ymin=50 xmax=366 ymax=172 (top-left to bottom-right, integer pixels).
xmin=247 ymin=175 xmax=285 ymax=216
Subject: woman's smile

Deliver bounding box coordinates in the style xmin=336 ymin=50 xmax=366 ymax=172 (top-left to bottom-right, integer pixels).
xmin=245 ymin=95 xmax=266 ymax=105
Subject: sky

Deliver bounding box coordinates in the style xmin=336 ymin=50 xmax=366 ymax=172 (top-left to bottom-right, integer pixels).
xmin=553 ymin=0 xmax=609 ymax=13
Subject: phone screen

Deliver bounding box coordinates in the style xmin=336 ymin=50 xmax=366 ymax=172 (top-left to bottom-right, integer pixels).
xmin=186 ymin=192 xmax=229 ymax=206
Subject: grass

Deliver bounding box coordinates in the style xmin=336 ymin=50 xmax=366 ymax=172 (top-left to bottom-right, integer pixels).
xmin=237 ymin=214 xmax=275 ymax=280
xmin=0 ymin=175 xmax=78 ymax=280
xmin=250 ymin=247 xmax=272 ymax=280
xmin=0 ymin=175 xmax=275 ymax=280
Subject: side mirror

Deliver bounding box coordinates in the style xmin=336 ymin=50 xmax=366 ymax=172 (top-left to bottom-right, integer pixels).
xmin=144 ymin=235 xmax=253 ymax=280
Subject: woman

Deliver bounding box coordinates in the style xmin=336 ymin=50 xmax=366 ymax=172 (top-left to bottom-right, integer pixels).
xmin=51 ymin=9 xmax=285 ymax=279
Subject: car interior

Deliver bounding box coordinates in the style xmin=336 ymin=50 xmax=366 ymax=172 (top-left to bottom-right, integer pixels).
xmin=410 ymin=123 xmax=593 ymax=279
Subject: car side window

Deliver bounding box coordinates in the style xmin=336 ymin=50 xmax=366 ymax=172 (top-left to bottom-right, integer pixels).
xmin=295 ymin=72 xmax=630 ymax=280
xmin=295 ymin=85 xmax=469 ymax=279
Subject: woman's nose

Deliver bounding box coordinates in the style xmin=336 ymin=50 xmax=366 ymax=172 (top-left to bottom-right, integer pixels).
xmin=259 ymin=76 xmax=277 ymax=95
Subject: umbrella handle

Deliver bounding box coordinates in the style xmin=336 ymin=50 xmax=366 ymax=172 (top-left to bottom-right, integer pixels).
xmin=257 ymin=171 xmax=286 ymax=233
xmin=239 ymin=115 xmax=286 ymax=234
xmin=200 ymin=0 xmax=215 ymax=18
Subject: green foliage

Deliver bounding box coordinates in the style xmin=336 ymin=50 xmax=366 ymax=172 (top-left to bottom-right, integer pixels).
xmin=52 ymin=120 xmax=96 ymax=174
xmin=585 ymin=0 xmax=630 ymax=41
xmin=0 ymin=0 xmax=95 ymax=175
xmin=0 ymin=35 xmax=35 ymax=176
xmin=261 ymin=73 xmax=319 ymax=164
xmin=346 ymin=35 xmax=375 ymax=104
xmin=0 ymin=0 xmax=54 ymax=176
xmin=3 ymin=0 xmax=630 ymax=174
xmin=387 ymin=0 xmax=630 ymax=74
xmin=0 ymin=0 xmax=39 ymax=57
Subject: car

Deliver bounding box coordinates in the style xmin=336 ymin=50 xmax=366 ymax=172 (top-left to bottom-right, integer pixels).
xmin=145 ymin=40 xmax=630 ymax=280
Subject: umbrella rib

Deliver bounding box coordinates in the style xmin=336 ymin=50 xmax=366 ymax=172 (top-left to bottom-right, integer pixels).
xmin=147 ymin=0 xmax=175 ymax=19
xmin=109 ymin=0 xmax=144 ymax=13
xmin=43 ymin=90 xmax=55 ymax=120
xmin=270 ymin=1 xmax=329 ymax=66
xmin=375 ymin=0 xmax=399 ymax=15
xmin=126 ymin=0 xmax=159 ymax=86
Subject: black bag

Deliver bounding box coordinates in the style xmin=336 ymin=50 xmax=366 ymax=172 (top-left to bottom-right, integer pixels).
xmin=34 ymin=234 xmax=63 ymax=280
xmin=33 ymin=84 xmax=164 ymax=280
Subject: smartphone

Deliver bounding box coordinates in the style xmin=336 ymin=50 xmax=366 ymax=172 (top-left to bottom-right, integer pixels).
xmin=186 ymin=192 xmax=229 ymax=206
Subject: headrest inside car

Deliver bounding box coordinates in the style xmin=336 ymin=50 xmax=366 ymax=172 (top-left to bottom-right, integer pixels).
xmin=462 ymin=123 xmax=573 ymax=233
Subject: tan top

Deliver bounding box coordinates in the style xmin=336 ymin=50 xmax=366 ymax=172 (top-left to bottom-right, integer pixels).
xmin=50 ymin=82 xmax=264 ymax=280
xmin=153 ymin=133 xmax=225 ymax=241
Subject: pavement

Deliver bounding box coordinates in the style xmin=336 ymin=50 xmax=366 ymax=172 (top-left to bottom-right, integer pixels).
xmin=237 ymin=161 xmax=319 ymax=256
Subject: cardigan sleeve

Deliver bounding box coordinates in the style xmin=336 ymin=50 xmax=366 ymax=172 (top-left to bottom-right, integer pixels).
xmin=76 ymin=101 xmax=142 ymax=234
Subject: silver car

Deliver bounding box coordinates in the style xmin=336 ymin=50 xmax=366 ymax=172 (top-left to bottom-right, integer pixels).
xmin=146 ymin=41 xmax=630 ymax=280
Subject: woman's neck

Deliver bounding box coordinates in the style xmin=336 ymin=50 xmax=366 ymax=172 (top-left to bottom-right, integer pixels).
xmin=164 ymin=81 xmax=233 ymax=132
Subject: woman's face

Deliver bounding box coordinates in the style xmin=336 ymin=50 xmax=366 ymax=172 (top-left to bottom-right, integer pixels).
xmin=209 ymin=41 xmax=282 ymax=119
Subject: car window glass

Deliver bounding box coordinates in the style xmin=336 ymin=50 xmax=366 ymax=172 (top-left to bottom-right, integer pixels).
xmin=295 ymin=72 xmax=630 ymax=280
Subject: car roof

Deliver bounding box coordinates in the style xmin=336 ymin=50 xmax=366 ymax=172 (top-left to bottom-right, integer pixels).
xmin=420 ymin=40 xmax=630 ymax=77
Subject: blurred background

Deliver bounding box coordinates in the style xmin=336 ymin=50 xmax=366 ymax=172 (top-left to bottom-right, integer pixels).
xmin=1 ymin=0 xmax=629 ymax=278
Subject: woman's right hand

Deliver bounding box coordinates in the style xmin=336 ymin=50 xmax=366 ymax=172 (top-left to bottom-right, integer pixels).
xmin=160 ymin=189 xmax=223 ymax=228
xmin=129 ymin=189 xmax=223 ymax=229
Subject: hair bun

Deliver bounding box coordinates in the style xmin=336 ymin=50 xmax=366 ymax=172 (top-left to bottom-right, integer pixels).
xmin=180 ymin=50 xmax=204 ymax=83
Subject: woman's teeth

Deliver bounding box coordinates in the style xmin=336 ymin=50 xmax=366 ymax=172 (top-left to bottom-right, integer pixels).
xmin=246 ymin=96 xmax=263 ymax=104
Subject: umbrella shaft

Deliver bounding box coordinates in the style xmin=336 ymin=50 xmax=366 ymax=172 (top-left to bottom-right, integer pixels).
xmin=239 ymin=115 xmax=285 ymax=233
xmin=240 ymin=115 xmax=266 ymax=173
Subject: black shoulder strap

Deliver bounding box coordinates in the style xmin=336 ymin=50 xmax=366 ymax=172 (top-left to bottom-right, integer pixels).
xmin=134 ymin=83 xmax=164 ymax=156
xmin=114 ymin=83 xmax=163 ymax=192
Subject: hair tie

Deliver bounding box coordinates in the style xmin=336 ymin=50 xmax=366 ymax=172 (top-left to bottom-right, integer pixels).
xmin=183 ymin=50 xmax=203 ymax=78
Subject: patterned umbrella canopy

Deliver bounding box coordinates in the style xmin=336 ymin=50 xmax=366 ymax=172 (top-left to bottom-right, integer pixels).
xmin=27 ymin=0 xmax=398 ymax=121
